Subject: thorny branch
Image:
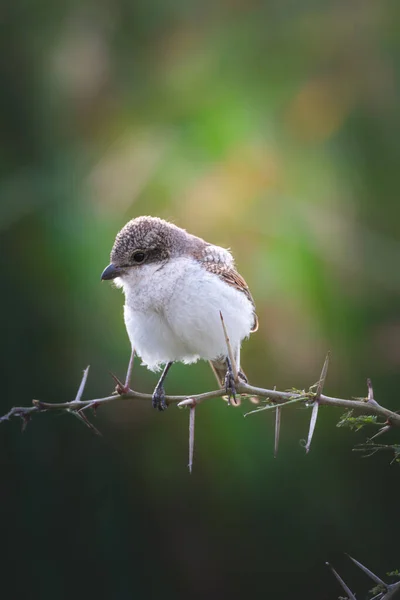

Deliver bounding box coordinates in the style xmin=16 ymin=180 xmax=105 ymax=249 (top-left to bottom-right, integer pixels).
xmin=3 ymin=318 xmax=398 ymax=589
xmin=1 ymin=359 xmax=400 ymax=431
xmin=1 ymin=314 xmax=399 ymax=463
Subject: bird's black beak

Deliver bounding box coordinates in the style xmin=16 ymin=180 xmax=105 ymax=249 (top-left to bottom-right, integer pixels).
xmin=101 ymin=263 xmax=122 ymax=281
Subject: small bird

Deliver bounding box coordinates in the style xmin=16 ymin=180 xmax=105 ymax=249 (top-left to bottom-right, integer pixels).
xmin=101 ymin=216 xmax=258 ymax=410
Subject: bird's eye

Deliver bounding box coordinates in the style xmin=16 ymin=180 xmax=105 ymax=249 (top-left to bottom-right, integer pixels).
xmin=132 ymin=251 xmax=146 ymax=263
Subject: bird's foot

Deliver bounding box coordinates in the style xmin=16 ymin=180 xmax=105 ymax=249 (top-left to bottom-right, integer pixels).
xmin=152 ymin=384 xmax=168 ymax=411
xmin=224 ymin=364 xmax=237 ymax=406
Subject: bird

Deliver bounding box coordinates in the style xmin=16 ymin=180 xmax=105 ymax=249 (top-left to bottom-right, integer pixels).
xmin=101 ymin=216 xmax=258 ymax=411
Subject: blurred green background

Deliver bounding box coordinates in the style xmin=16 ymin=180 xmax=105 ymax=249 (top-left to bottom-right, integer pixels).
xmin=1 ymin=1 xmax=400 ymax=598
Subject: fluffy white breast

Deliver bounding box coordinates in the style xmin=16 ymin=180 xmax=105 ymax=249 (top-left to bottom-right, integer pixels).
xmin=117 ymin=255 xmax=254 ymax=370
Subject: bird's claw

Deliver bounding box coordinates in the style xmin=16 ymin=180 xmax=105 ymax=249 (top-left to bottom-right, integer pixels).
xmin=224 ymin=369 xmax=237 ymax=405
xmin=152 ymin=385 xmax=168 ymax=411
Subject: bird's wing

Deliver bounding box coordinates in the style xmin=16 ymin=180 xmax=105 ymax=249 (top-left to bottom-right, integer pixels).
xmin=201 ymin=258 xmax=259 ymax=333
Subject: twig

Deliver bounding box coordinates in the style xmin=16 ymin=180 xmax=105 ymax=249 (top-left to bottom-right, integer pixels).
xmin=3 ymin=380 xmax=400 ymax=426
xmin=2 ymin=361 xmax=400 ymax=436
xmin=3 ymin=381 xmax=400 ymax=426
xmin=241 ymin=381 xmax=400 ymax=426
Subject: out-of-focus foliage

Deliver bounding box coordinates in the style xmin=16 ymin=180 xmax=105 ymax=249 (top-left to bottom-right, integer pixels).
xmin=1 ymin=1 xmax=400 ymax=598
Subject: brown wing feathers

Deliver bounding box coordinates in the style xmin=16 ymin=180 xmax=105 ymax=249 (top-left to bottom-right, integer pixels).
xmin=202 ymin=262 xmax=259 ymax=333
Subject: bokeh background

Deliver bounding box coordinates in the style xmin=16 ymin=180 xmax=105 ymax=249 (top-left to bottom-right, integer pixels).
xmin=1 ymin=1 xmax=400 ymax=598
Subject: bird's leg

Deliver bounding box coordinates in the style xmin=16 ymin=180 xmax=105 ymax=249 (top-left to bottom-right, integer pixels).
xmin=152 ymin=361 xmax=173 ymax=411
xmin=224 ymin=357 xmax=237 ymax=405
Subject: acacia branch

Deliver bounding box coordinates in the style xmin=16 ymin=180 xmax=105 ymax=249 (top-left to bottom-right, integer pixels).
xmin=3 ymin=311 xmax=398 ymax=459
xmin=1 ymin=365 xmax=400 ymax=433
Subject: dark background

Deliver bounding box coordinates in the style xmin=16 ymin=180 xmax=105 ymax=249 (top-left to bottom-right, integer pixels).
xmin=1 ymin=1 xmax=399 ymax=598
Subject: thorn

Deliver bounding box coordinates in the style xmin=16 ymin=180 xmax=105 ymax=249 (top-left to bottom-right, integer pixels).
xmin=274 ymin=406 xmax=281 ymax=458
xmin=367 ymin=378 xmax=376 ymax=403
xmin=326 ymin=562 xmax=357 ymax=600
xmin=316 ymin=352 xmax=330 ymax=400
xmin=177 ymin=398 xmax=195 ymax=409
xmin=70 ymin=409 xmax=102 ymax=436
xmin=109 ymin=371 xmax=130 ymax=395
xmin=219 ymin=311 xmax=238 ymax=383
xmin=272 ymin=386 xmax=281 ymax=458
xmin=124 ymin=348 xmax=135 ymax=390
xmin=188 ymin=403 xmax=196 ymax=474
xmin=75 ymin=366 xmax=90 ymax=403
xmin=78 ymin=410 xmax=102 ymax=436
xmin=305 ymin=354 xmax=329 ymax=454
xmin=21 ymin=414 xmax=31 ymax=432
xmin=367 ymin=425 xmax=391 ymax=442
xmin=305 ymin=400 xmax=319 ymax=454
xmin=346 ymin=554 xmax=387 ymax=588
